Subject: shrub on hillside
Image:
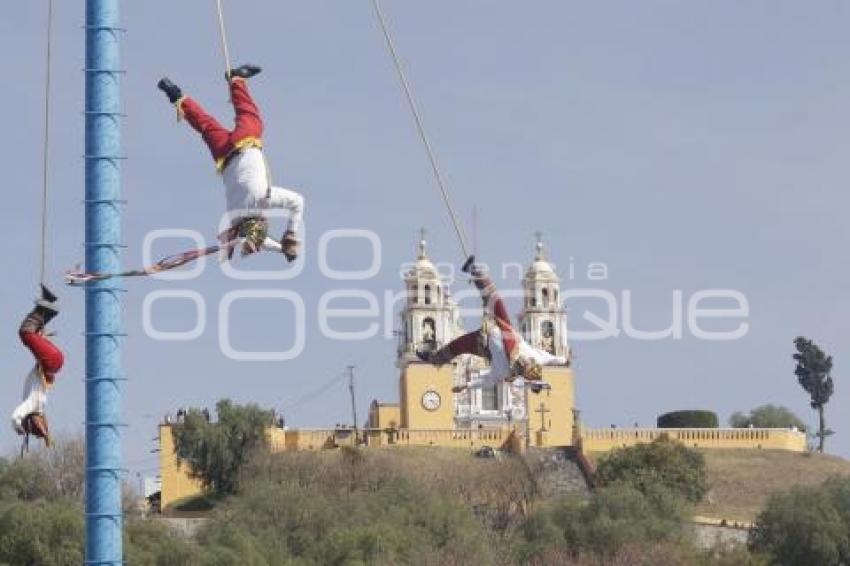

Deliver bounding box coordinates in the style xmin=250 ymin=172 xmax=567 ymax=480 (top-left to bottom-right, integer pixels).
xmin=195 ymin=472 xmax=494 ymax=564
xmin=0 ymin=498 xmax=84 ymax=565
xmin=595 ymin=438 xmax=708 ymax=503
xmin=749 ymin=477 xmax=850 ymax=566
xmin=0 ymin=438 xmax=85 ymax=502
xmin=515 ymin=484 xmax=689 ymax=562
xmin=657 ymin=410 xmax=719 ymax=429
xmin=243 ymin=446 xmax=543 ymax=536
xmin=124 ymin=519 xmax=197 ymax=566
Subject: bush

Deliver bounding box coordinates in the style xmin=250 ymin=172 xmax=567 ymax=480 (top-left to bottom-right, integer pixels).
xmin=0 ymin=498 xmax=84 ymax=565
xmin=195 ymin=473 xmax=493 ymax=565
xmin=749 ymin=477 xmax=850 ymax=566
xmin=124 ymin=519 xmax=198 ymax=566
xmin=515 ymin=484 xmax=689 ymax=562
xmin=658 ymin=410 xmax=719 ymax=429
xmin=0 ymin=438 xmax=85 ymax=503
xmin=729 ymin=405 xmax=807 ymax=432
xmin=595 ymin=438 xmax=708 ymax=503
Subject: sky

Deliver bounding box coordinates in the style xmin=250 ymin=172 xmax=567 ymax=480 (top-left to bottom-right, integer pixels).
xmin=1 ymin=1 xmax=848 ymax=482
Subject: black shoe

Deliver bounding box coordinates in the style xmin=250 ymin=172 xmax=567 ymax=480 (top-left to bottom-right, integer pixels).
xmin=40 ymin=285 xmax=58 ymax=304
xmin=227 ymin=64 xmax=262 ymax=81
xmin=35 ymin=285 xmax=59 ymax=325
xmin=415 ymin=350 xmax=432 ymax=363
xmin=461 ymin=255 xmax=476 ymax=274
xmin=157 ymin=77 xmax=183 ymax=104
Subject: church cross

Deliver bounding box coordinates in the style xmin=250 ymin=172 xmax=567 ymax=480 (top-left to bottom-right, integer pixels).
xmin=535 ymin=403 xmax=550 ymax=432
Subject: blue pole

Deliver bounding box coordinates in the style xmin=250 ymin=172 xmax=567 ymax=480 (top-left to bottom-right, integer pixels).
xmin=85 ymin=0 xmax=124 ymax=563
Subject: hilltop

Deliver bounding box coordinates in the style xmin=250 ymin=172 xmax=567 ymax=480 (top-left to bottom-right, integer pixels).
xmin=695 ymin=449 xmax=850 ymax=523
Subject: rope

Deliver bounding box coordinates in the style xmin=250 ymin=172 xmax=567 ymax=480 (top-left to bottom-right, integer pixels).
xmin=215 ymin=0 xmax=233 ymax=78
xmin=215 ymin=0 xmax=274 ymax=200
xmin=39 ymin=0 xmax=54 ymax=286
xmin=370 ymin=0 xmax=471 ymax=260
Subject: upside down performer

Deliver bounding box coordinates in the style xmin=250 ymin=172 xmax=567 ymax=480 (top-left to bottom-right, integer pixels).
xmin=12 ymin=286 xmax=64 ymax=450
xmin=418 ymin=257 xmax=567 ymax=394
xmin=158 ymin=64 xmax=304 ymax=260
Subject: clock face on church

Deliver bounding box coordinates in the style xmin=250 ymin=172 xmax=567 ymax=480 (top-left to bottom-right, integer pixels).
xmin=421 ymin=390 xmax=441 ymax=411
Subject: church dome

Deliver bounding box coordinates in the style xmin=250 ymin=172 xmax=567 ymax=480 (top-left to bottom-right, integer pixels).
xmin=407 ymin=237 xmax=440 ymax=281
xmin=525 ymin=238 xmax=559 ymax=281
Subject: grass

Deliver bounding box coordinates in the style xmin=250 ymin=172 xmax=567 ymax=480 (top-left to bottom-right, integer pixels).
xmin=695 ymin=449 xmax=850 ymax=523
xmin=166 ymin=446 xmax=850 ymax=524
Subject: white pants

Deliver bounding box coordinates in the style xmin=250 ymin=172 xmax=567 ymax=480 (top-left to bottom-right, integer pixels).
xmin=11 ymin=367 xmax=47 ymax=434
xmin=222 ymin=148 xmax=304 ymax=235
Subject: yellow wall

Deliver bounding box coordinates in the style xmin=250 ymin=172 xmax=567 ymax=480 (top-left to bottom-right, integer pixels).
xmin=159 ymin=425 xmax=204 ymax=510
xmin=368 ymin=403 xmax=401 ymax=429
xmin=581 ymin=427 xmax=807 ymax=453
xmin=400 ymin=363 xmax=455 ymax=430
xmin=267 ymin=427 xmax=288 ymax=452
xmin=529 ymin=366 xmax=576 ymax=447
xmin=283 ymin=429 xmax=335 ymax=451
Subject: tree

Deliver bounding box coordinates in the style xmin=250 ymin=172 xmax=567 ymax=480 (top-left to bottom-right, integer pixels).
xmin=171 ymin=399 xmax=273 ymax=496
xmin=750 ymin=477 xmax=850 ymax=566
xmin=793 ymin=337 xmax=835 ymax=452
xmin=594 ymin=438 xmax=708 ymax=504
xmin=729 ymin=404 xmax=807 ymax=432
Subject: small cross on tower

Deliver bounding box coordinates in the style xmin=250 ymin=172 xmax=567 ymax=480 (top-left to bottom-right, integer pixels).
xmin=535 ymin=402 xmax=550 ymax=432
xmin=418 ymin=227 xmax=428 ymax=258
xmin=534 ymin=231 xmax=545 ymax=259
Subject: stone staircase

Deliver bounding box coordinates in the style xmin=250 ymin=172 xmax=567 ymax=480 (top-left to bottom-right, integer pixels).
xmin=525 ymin=447 xmax=593 ymax=498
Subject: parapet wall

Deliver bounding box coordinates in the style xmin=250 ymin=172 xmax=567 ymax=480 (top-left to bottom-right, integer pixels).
xmin=581 ymin=427 xmax=807 ymax=453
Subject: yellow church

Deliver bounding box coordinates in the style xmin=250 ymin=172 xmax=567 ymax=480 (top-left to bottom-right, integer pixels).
xmin=158 ymin=237 xmax=806 ymax=509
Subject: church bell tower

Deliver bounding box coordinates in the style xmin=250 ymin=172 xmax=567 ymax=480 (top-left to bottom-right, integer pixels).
xmin=396 ymin=231 xmax=462 ymax=367
xmin=518 ymin=234 xmax=569 ymax=360
xmin=397 ymin=232 xmax=460 ymax=430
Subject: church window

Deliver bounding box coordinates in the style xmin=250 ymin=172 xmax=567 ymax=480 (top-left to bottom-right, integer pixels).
xmin=424 ymin=284 xmax=432 ymax=305
xmin=482 ymin=384 xmax=499 ymax=411
xmin=542 ymin=288 xmax=549 ymax=307
xmin=422 ymin=317 xmax=437 ymax=348
xmin=540 ymin=321 xmax=556 ymax=355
